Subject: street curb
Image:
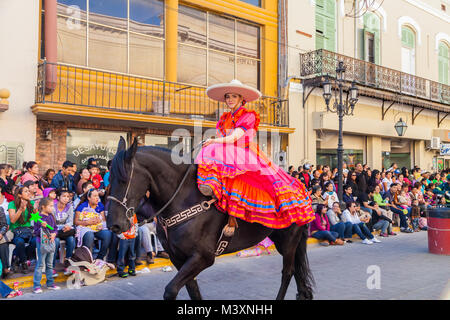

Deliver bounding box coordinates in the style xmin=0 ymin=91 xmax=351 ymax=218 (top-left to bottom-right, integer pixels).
xmin=3 ymin=227 xmax=401 ymax=290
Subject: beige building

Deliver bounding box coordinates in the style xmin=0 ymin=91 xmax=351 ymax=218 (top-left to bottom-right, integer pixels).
xmin=286 ymin=0 xmax=450 ymax=172
xmin=0 ymin=0 xmax=40 ymax=168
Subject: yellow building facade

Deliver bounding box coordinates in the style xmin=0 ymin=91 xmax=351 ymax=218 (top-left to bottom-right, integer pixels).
xmin=33 ymin=0 xmax=290 ymax=171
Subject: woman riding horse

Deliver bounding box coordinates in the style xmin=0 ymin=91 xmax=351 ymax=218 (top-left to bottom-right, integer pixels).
xmin=196 ymin=79 xmax=315 ymax=236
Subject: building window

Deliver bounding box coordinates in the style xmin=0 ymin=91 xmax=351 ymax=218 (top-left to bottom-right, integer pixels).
xmin=239 ymin=0 xmax=261 ymax=7
xmin=0 ymin=142 xmax=24 ymax=170
xmin=66 ymin=129 xmax=126 ymax=170
xmin=316 ymin=149 xmax=363 ymax=170
xmin=438 ymin=41 xmax=450 ymax=85
xmin=401 ymin=26 xmax=416 ymax=75
xmin=55 ymin=0 xmax=164 ymax=79
xmin=362 ymin=12 xmax=381 ymax=65
xmin=315 ymin=0 xmax=336 ymax=52
xmin=177 ymin=5 xmax=261 ymax=89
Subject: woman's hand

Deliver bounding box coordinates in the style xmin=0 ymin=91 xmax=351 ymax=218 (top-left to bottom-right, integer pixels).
xmin=63 ymin=225 xmax=72 ymax=232
xmin=42 ymin=221 xmax=48 ymax=228
xmin=202 ymin=138 xmax=216 ymax=148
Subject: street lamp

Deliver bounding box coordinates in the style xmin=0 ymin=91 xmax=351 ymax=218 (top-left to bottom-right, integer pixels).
xmin=322 ymin=61 xmax=359 ymax=204
xmin=394 ymin=118 xmax=408 ymax=136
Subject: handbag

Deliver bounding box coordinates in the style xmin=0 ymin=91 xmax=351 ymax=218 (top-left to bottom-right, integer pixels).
xmin=57 ymin=228 xmax=76 ymax=239
xmin=40 ymin=228 xmax=55 ymax=254
xmin=0 ymin=230 xmax=14 ymax=245
xmin=378 ymin=214 xmax=393 ymax=224
xmin=13 ymin=226 xmax=33 ymax=240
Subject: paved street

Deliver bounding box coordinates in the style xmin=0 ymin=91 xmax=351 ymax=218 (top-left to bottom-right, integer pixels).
xmin=13 ymin=231 xmax=450 ymax=300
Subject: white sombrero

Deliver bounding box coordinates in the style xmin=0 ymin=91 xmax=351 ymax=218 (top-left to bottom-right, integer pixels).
xmin=206 ymin=79 xmax=262 ymax=103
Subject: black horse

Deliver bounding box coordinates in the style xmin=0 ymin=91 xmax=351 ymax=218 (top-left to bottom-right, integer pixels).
xmin=106 ymin=137 xmax=314 ymax=300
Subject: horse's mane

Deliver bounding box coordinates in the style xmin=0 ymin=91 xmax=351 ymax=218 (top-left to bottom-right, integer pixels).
xmin=111 ymin=145 xmax=184 ymax=183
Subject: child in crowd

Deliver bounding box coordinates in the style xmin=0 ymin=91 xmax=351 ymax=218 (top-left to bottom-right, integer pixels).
xmin=397 ymin=190 xmax=410 ymax=211
xmin=410 ymin=199 xmax=421 ymax=232
xmin=424 ymin=188 xmax=436 ymax=207
xmin=32 ymin=197 xmax=60 ymax=293
xmin=88 ymin=165 xmax=104 ymax=190
xmin=116 ymin=213 xmax=139 ymax=278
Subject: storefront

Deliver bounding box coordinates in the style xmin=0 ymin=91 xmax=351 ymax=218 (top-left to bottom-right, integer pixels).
xmin=66 ymin=129 xmax=127 ymax=170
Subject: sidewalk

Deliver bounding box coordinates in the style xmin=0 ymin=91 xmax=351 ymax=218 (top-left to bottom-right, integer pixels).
xmin=2 ymin=227 xmax=401 ymax=291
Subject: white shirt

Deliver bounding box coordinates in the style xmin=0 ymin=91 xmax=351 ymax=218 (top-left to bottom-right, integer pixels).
xmin=322 ymin=191 xmax=339 ymax=208
xmin=382 ymin=178 xmax=392 ymax=193
xmin=342 ymin=209 xmax=362 ymax=224
xmin=0 ymin=197 xmax=9 ymax=224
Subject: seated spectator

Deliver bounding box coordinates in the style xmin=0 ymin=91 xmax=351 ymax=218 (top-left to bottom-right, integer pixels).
xmin=322 ymin=181 xmax=339 ymax=209
xmin=0 ymin=164 xmax=15 ymax=202
xmin=423 ymin=188 xmax=436 ymax=208
xmin=73 ymin=181 xmax=94 ymax=210
xmin=383 ymin=183 xmax=413 ymax=233
xmin=342 ymin=185 xmax=354 ymax=204
xmin=0 ymin=205 xmax=12 ymax=279
xmin=76 ymin=168 xmax=91 ymax=196
xmin=358 ymin=187 xmax=378 ymax=215
xmin=346 ymin=171 xmax=359 ymax=197
xmin=326 ymin=202 xmax=353 ymax=243
xmin=8 ymin=186 xmax=37 ymax=273
xmin=103 ymin=160 xmax=112 ymax=191
xmin=42 ymin=169 xmax=56 ymax=189
xmin=0 ymin=260 xmax=17 ymax=298
xmin=310 ymin=169 xmax=321 ymax=188
xmin=309 ymin=204 xmax=344 ymax=246
xmin=43 ymin=188 xmax=56 ymax=201
xmin=369 ymin=201 xmax=396 ymax=237
xmin=53 ymin=189 xmax=76 ymax=272
xmin=310 ymin=185 xmax=325 ymax=211
xmin=341 ymin=201 xmax=381 ymax=245
xmin=50 ymin=160 xmax=76 ymax=194
xmin=355 ymin=202 xmax=371 ymax=227
xmin=23 ymin=181 xmax=41 ymax=207
xmin=74 ymin=188 xmax=111 ymax=260
xmin=382 ymin=171 xmax=393 ymax=194
xmin=0 ymin=186 xmax=9 ymax=224
xmin=20 ymin=161 xmax=44 ymax=196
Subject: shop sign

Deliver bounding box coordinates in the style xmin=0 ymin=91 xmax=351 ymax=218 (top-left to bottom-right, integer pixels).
xmin=440 ymin=143 xmax=450 ymax=156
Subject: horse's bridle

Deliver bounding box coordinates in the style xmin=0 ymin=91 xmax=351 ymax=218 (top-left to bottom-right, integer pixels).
xmin=107 ymin=161 xmax=136 ymax=221
xmin=107 ymin=140 xmax=209 ymax=225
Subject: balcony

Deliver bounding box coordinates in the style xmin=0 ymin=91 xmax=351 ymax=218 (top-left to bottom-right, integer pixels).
xmin=299 ymin=49 xmax=450 ymax=112
xmin=35 ymin=62 xmax=288 ymax=128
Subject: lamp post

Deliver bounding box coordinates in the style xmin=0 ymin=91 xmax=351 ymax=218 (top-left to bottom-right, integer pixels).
xmin=322 ymin=61 xmax=359 ymax=204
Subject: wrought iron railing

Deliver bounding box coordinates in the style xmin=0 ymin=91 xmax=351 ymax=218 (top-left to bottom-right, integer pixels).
xmin=299 ymin=49 xmax=450 ymax=107
xmin=36 ymin=61 xmax=288 ymax=127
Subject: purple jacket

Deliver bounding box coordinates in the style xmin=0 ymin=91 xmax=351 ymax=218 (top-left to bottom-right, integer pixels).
xmin=309 ymin=212 xmax=330 ymax=234
xmin=33 ymin=212 xmax=58 ymax=243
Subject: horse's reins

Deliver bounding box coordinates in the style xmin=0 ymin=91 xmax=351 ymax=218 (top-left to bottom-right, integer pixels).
xmin=108 ymin=140 xmax=216 ymax=226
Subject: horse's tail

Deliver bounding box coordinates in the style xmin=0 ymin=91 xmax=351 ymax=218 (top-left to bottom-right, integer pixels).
xmin=294 ymin=224 xmax=315 ymax=300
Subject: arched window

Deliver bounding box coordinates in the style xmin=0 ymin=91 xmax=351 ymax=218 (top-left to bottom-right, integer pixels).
xmin=363 ymin=12 xmax=381 ymax=64
xmin=438 ymin=41 xmax=449 ymax=85
xmin=315 ymin=0 xmax=336 ymax=52
xmin=401 ymin=26 xmax=416 ymax=75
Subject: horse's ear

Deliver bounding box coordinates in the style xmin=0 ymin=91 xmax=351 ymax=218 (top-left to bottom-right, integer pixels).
xmin=117 ymin=136 xmax=126 ymax=153
xmin=125 ymin=137 xmax=138 ymax=162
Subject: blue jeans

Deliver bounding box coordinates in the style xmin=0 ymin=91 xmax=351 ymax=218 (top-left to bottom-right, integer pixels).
xmin=0 ymin=281 xmax=13 ymax=298
xmin=33 ymin=241 xmax=55 ymax=289
xmin=372 ymin=220 xmax=389 ymax=234
xmin=352 ymin=223 xmax=374 ymax=240
xmin=360 ymin=207 xmax=373 ymax=214
xmin=53 ymin=235 xmax=75 ymax=267
xmin=390 ymin=207 xmax=409 ymax=229
xmin=106 ymin=234 xmax=119 ymax=263
xmin=82 ymin=230 xmax=112 ymax=260
xmin=311 ymin=230 xmax=339 ymax=242
xmin=117 ymin=238 xmax=136 ymax=273
xmin=12 ymin=234 xmax=36 ymax=263
xmin=330 ymin=222 xmax=353 ymax=239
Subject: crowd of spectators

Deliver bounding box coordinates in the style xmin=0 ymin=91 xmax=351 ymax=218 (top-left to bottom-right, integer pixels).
xmin=289 ymin=162 xmax=450 ymax=246
xmin=0 ymin=158 xmax=170 ymax=295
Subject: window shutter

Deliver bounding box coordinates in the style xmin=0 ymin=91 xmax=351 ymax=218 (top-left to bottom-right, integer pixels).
xmin=438 ymin=42 xmax=449 ymax=85
xmin=363 ymin=13 xmax=381 ymax=64
xmin=315 ymin=0 xmax=335 ymax=52
xmin=324 ymin=16 xmax=336 ymax=52
xmin=315 ymin=14 xmax=325 ymax=50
